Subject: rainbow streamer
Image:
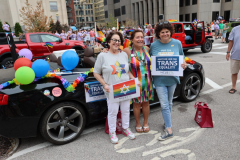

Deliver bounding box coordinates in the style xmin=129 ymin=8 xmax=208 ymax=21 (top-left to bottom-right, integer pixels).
xmin=113 ymin=79 xmax=136 ymax=98
xmin=169 ymin=19 xmax=178 ymax=22
xmin=96 ymin=26 xmax=105 ymax=38
xmin=45 ymin=42 xmax=53 ymax=48
xmin=123 ymin=39 xmax=131 ymax=49
xmin=96 ymin=36 xmax=106 ymax=43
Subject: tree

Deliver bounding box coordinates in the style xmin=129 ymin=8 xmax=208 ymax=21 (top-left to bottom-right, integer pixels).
xmin=48 ymin=19 xmax=56 ymax=33
xmin=14 ymin=22 xmax=23 ymax=37
xmin=55 ymin=20 xmax=62 ymax=33
xmin=19 ymin=0 xmax=52 ymax=32
xmin=107 ymin=14 xmax=117 ymax=29
xmin=125 ymin=18 xmax=138 ymax=28
xmin=62 ymin=24 xmax=70 ymax=32
xmin=0 ymin=20 xmax=4 ymax=32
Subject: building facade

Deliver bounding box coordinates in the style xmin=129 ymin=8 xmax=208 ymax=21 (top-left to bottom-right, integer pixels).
xmin=0 ymin=0 xmax=68 ymax=29
xmin=104 ymin=0 xmax=240 ymax=26
xmin=66 ymin=0 xmax=77 ymax=26
xmin=94 ymin=0 xmax=105 ymax=23
xmin=74 ymin=0 xmax=95 ymax=28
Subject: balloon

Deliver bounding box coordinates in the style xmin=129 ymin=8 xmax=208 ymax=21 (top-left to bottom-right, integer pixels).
xmin=14 ymin=58 xmax=32 ymax=71
xmin=61 ymin=50 xmax=79 ymax=70
xmin=32 ymin=59 xmax=50 ymax=78
xmin=18 ymin=49 xmax=33 ymax=60
xmin=15 ymin=67 xmax=35 ymax=85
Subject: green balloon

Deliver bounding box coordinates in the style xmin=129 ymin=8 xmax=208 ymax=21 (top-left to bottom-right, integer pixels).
xmin=15 ymin=66 xmax=35 ymax=85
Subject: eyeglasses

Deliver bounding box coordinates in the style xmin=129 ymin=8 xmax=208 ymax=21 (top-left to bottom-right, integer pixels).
xmin=159 ymin=21 xmax=169 ymax=25
xmin=111 ymin=39 xmax=121 ymax=43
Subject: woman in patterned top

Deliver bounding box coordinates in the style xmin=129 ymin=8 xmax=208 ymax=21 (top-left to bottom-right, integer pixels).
xmin=123 ymin=30 xmax=154 ymax=133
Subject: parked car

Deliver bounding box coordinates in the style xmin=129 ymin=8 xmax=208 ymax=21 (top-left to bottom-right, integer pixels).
xmin=0 ymin=32 xmax=86 ymax=68
xmin=225 ymin=21 xmax=240 ymax=43
xmin=170 ymin=21 xmax=213 ymax=53
xmin=0 ymin=48 xmax=205 ymax=145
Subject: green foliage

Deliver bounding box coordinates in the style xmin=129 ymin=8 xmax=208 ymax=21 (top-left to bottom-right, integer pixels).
xmin=107 ymin=14 xmax=117 ymax=29
xmin=5 ymin=22 xmax=11 ymax=32
xmin=0 ymin=20 xmax=4 ymax=32
xmin=14 ymin=22 xmax=23 ymax=37
xmin=49 ymin=19 xmax=56 ymax=33
xmin=55 ymin=20 xmax=62 ymax=33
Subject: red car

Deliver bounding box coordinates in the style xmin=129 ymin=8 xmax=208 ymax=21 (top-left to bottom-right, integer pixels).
xmin=0 ymin=33 xmax=86 ymax=67
xmin=171 ymin=21 xmax=213 ymax=53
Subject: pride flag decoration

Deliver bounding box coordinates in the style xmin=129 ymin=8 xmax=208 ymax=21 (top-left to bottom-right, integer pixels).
xmin=169 ymin=19 xmax=178 ymax=22
xmin=123 ymin=39 xmax=131 ymax=49
xmin=145 ymin=23 xmax=149 ymax=26
xmin=113 ymin=79 xmax=136 ymax=98
xmin=45 ymin=42 xmax=53 ymax=48
xmin=96 ymin=25 xmax=105 ymax=38
xmin=96 ymin=36 xmax=106 ymax=42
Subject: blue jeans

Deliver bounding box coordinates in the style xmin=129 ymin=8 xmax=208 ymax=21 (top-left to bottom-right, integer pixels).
xmin=156 ymin=84 xmax=177 ymax=129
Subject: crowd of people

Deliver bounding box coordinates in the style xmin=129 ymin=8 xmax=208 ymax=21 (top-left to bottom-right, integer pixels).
xmin=210 ymin=20 xmax=229 ymax=43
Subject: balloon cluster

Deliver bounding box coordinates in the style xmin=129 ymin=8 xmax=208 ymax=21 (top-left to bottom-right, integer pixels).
xmin=185 ymin=57 xmax=195 ymax=65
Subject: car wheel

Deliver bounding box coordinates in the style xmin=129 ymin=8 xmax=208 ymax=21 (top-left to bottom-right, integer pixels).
xmin=1 ymin=57 xmax=14 ymax=68
xmin=201 ymin=39 xmax=212 ymax=53
xmin=179 ymin=73 xmax=202 ymax=102
xmin=40 ymin=102 xmax=86 ymax=145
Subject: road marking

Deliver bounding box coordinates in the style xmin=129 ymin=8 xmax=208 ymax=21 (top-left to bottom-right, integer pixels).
xmin=215 ymin=46 xmax=228 ymax=49
xmin=151 ymin=157 xmax=161 ymax=160
xmin=205 ymin=78 xmax=223 ymax=89
xmin=116 ymin=146 xmax=145 ymax=153
xmin=213 ymin=44 xmax=222 ymax=46
xmin=188 ymin=152 xmax=197 ymax=160
xmin=179 ymin=128 xmax=197 ymax=133
xmin=160 ymin=136 xmax=180 ymax=145
xmin=159 ymin=149 xmax=191 ymax=158
xmin=146 ymin=133 xmax=161 ymax=146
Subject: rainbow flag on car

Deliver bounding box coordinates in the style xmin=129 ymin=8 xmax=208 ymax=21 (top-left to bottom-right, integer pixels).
xmin=45 ymin=42 xmax=53 ymax=48
xmin=169 ymin=19 xmax=178 ymax=22
xmin=123 ymin=39 xmax=131 ymax=49
xmin=113 ymin=79 xmax=136 ymax=98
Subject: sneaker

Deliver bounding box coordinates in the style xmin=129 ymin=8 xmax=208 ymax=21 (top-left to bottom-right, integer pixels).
xmin=158 ymin=131 xmax=173 ymax=141
xmin=109 ymin=131 xmax=118 ymax=144
xmin=163 ymin=124 xmax=166 ymax=132
xmin=122 ymin=128 xmax=135 ymax=140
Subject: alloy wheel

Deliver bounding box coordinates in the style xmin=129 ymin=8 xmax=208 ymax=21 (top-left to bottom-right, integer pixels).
xmin=184 ymin=75 xmax=201 ymax=101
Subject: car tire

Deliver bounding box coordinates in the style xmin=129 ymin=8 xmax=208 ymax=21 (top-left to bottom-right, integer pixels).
xmin=179 ymin=73 xmax=202 ymax=102
xmin=1 ymin=57 xmax=14 ymax=68
xmin=40 ymin=102 xmax=86 ymax=145
xmin=201 ymin=39 xmax=212 ymax=53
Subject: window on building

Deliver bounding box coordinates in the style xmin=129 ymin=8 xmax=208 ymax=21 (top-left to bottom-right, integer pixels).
xmin=89 ymin=17 xmax=91 ymax=21
xmin=86 ymin=17 xmax=88 ymax=21
xmin=105 ymin=11 xmax=108 ymax=18
xmin=77 ymin=17 xmax=79 ymax=22
xmin=85 ymin=5 xmax=87 ymax=9
xmin=179 ymin=14 xmax=183 ymax=21
xmin=180 ymin=0 xmax=184 ymax=7
xmin=88 ymin=5 xmax=90 ymax=9
xmin=225 ymin=0 xmax=231 ymax=2
xmin=185 ymin=0 xmax=190 ymax=6
xmin=114 ymin=8 xmax=121 ymax=17
xmin=74 ymin=5 xmax=78 ymax=10
xmin=121 ymin=6 xmax=126 ymax=15
xmin=213 ymin=0 xmax=220 ymax=2
xmin=212 ymin=11 xmax=219 ymax=21
xmin=88 ymin=10 xmax=90 ymax=15
xmin=90 ymin=5 xmax=92 ymax=9
xmin=76 ymin=11 xmax=78 ymax=16
xmin=86 ymin=10 xmax=88 ymax=15
xmin=192 ymin=13 xmax=197 ymax=21
xmin=104 ymin=0 xmax=107 ymax=5
xmin=92 ymin=17 xmax=94 ymax=21
xmin=224 ymin=10 xmax=230 ymax=21
xmin=91 ymin=10 xmax=93 ymax=15
xmin=192 ymin=0 xmax=197 ymax=5
xmin=185 ymin=14 xmax=190 ymax=21
xmin=50 ymin=1 xmax=58 ymax=11
xmin=82 ymin=17 xmax=85 ymax=22
xmin=114 ymin=0 xmax=120 ymax=4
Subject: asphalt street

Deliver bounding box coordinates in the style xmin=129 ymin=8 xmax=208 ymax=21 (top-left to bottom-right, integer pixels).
xmin=4 ymin=39 xmax=240 ymax=160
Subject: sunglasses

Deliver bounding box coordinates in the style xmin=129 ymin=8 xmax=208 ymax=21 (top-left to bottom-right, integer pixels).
xmin=159 ymin=21 xmax=169 ymax=25
xmin=111 ymin=39 xmax=121 ymax=43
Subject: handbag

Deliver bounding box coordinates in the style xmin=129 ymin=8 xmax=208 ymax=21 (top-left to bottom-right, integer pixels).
xmin=105 ymin=110 xmax=122 ymax=134
xmin=194 ymin=102 xmax=213 ymax=128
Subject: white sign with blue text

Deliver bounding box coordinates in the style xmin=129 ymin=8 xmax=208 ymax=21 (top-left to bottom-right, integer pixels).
xmin=84 ymin=81 xmax=106 ymax=103
xmin=151 ymin=55 xmax=184 ymax=76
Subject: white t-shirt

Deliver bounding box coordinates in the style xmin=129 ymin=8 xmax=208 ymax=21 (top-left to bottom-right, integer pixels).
xmin=144 ymin=29 xmax=150 ymax=45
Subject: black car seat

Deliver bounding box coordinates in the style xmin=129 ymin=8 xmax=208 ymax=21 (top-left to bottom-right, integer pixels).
xmin=83 ymin=47 xmax=96 ymax=68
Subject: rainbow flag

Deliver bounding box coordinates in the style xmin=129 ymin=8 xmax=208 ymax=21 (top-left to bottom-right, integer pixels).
xmin=169 ymin=19 xmax=178 ymax=22
xmin=113 ymin=79 xmax=136 ymax=98
xmin=123 ymin=39 xmax=131 ymax=49
xmin=96 ymin=25 xmax=105 ymax=38
xmin=45 ymin=42 xmax=53 ymax=48
xmin=96 ymin=36 xmax=106 ymax=42
xmin=145 ymin=23 xmax=149 ymax=26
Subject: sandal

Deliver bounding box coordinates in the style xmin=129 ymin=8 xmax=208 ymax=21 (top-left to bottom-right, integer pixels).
xmin=136 ymin=126 xmax=143 ymax=133
xmin=229 ymin=88 xmax=237 ymax=94
xmin=143 ymin=126 xmax=150 ymax=133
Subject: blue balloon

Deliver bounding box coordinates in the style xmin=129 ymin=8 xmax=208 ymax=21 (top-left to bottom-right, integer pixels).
xmin=61 ymin=50 xmax=79 ymax=71
xmin=32 ymin=59 xmax=50 ymax=78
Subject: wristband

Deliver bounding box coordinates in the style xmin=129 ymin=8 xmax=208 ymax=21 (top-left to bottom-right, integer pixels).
xmin=227 ymin=51 xmax=230 ymax=54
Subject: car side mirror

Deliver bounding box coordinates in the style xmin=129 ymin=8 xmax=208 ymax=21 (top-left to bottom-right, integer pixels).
xmin=59 ymin=38 xmax=63 ymax=42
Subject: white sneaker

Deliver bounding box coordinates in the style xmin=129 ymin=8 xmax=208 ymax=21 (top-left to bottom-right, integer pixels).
xmin=109 ymin=131 xmax=118 ymax=144
xmin=122 ymin=128 xmax=135 ymax=140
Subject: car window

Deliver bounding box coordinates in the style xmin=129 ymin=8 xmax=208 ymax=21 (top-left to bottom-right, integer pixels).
xmin=231 ymin=23 xmax=240 ymax=27
xmin=174 ymin=24 xmax=183 ymax=33
xmin=30 ymin=35 xmax=41 ymax=43
xmin=184 ymin=24 xmax=192 ymax=30
xmin=40 ymin=34 xmax=60 ymax=42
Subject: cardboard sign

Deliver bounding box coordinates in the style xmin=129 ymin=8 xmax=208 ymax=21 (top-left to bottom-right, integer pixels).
xmin=84 ymin=81 xmax=106 ymax=103
xmin=108 ymin=78 xmax=140 ymax=103
xmin=85 ymin=34 xmax=91 ymax=41
xmin=151 ymin=55 xmax=184 ymax=76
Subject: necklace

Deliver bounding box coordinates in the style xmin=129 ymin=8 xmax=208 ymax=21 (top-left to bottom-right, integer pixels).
xmin=132 ymin=46 xmax=146 ymax=66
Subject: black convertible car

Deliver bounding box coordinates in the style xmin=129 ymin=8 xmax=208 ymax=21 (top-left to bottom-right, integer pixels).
xmin=0 ymin=48 xmax=205 ymax=145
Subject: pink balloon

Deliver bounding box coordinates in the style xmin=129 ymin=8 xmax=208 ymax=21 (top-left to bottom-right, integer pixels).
xmin=18 ymin=49 xmax=33 ymax=60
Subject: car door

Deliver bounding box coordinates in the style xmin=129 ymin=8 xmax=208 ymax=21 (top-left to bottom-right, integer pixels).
xmin=27 ymin=34 xmax=44 ymax=58
xmin=195 ymin=21 xmax=205 ymax=44
xmin=172 ymin=24 xmax=185 ymax=44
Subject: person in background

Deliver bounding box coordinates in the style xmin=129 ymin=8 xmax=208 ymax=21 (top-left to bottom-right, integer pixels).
xmin=214 ymin=22 xmax=219 ymax=39
xmin=60 ymin=30 xmax=67 ymax=40
xmin=93 ymin=31 xmax=137 ymax=144
xmin=67 ymin=28 xmax=72 ymax=35
xmin=145 ymin=24 xmax=154 ymax=47
xmin=90 ymin=29 xmax=95 ymax=45
xmin=70 ymin=31 xmax=77 ymax=40
xmin=222 ymin=21 xmax=229 ymax=43
xmin=211 ymin=22 xmax=215 ymax=36
xmin=150 ymin=22 xmax=187 ymax=140
xmin=226 ymin=24 xmax=240 ymax=94
xmin=219 ymin=21 xmax=224 ymax=39
xmin=207 ymin=23 xmax=211 ymax=35
xmin=2 ymin=22 xmax=10 ymax=32
xmin=55 ymin=30 xmax=60 ymax=37
xmin=77 ymin=29 xmax=83 ymax=41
